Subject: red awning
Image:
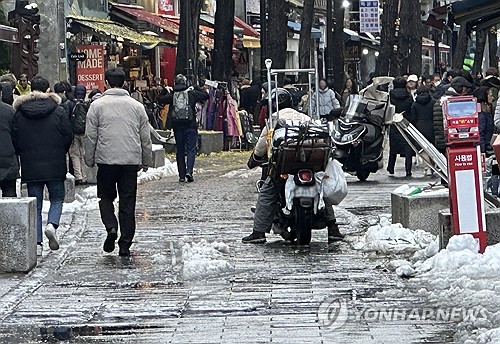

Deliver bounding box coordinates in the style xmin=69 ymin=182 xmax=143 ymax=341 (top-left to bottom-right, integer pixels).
xmin=112 ymin=4 xmax=214 ymax=49
xmin=233 ymin=16 xmax=259 ymax=38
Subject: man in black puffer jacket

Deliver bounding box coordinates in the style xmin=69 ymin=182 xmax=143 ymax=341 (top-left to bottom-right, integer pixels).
xmin=11 ymin=76 xmax=73 ymax=256
xmin=0 ymin=91 xmax=18 ymax=197
xmin=387 ymin=77 xmax=415 ymax=177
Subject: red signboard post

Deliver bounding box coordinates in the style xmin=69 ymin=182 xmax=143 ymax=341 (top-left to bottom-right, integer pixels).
xmin=443 ymin=96 xmax=486 ymax=252
xmin=76 ymin=45 xmax=105 ymax=91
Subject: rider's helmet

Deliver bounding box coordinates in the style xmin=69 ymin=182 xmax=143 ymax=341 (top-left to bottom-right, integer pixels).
xmin=263 ymin=87 xmax=293 ymax=110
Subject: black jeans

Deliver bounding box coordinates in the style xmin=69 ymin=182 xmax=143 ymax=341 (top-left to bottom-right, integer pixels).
xmin=97 ymin=164 xmax=138 ymax=249
xmin=174 ymin=128 xmax=198 ymax=179
xmin=387 ymin=153 xmax=413 ymax=175
xmin=0 ymin=179 xmax=16 ymax=197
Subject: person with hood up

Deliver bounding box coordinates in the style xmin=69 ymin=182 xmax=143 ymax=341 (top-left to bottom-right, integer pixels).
xmin=85 ymin=68 xmax=152 ymax=257
xmin=387 ymin=76 xmax=415 ymax=177
xmin=0 ymin=87 xmax=19 ymax=197
xmin=11 ymin=76 xmax=73 ymax=256
xmin=69 ymin=84 xmax=88 ymax=185
xmin=160 ymin=74 xmax=209 ymax=183
xmin=311 ymin=79 xmax=341 ymax=118
xmin=473 ymin=86 xmax=494 ymax=154
xmin=411 ymin=86 xmax=436 ymax=176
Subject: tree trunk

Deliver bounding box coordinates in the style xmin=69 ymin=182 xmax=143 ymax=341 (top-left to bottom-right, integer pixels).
xmin=399 ymin=0 xmax=423 ymax=75
xmin=266 ymin=0 xmax=288 ymax=75
xmin=299 ymin=0 xmax=314 ymax=83
xmin=212 ymin=0 xmax=235 ymax=83
xmin=488 ymin=28 xmax=499 ymax=70
xmin=376 ymin=0 xmax=398 ymax=76
xmin=452 ymin=25 xmax=468 ymax=70
xmin=331 ymin=0 xmax=344 ymax=93
xmin=175 ymin=0 xmax=203 ymax=83
xmin=472 ymin=28 xmax=487 ymax=77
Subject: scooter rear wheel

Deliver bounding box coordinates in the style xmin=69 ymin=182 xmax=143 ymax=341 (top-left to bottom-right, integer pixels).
xmin=356 ymin=170 xmax=371 ymax=182
xmin=294 ymin=204 xmax=313 ymax=245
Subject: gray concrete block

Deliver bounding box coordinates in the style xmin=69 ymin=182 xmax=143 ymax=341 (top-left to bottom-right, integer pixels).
xmin=86 ymin=165 xmax=98 ymax=185
xmin=198 ymin=131 xmax=224 ymax=155
xmin=152 ymin=145 xmax=166 ymax=168
xmin=43 ymin=176 xmax=75 ymax=203
xmin=391 ymin=190 xmax=449 ymax=236
xmin=0 ymin=198 xmax=37 ymax=272
xmin=439 ymin=209 xmax=500 ymax=250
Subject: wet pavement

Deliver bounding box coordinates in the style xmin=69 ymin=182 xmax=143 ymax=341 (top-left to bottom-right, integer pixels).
xmin=0 ymin=153 xmax=455 ymax=343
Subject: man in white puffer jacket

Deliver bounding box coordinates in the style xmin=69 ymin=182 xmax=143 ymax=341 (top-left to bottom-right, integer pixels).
xmin=85 ymin=68 xmax=152 ymax=257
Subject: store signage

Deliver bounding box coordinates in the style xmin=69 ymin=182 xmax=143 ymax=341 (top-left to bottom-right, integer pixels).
xmin=76 ymin=45 xmax=105 ymax=91
xmin=344 ymin=41 xmax=361 ymax=63
xmin=158 ymin=0 xmax=175 ymax=15
xmin=70 ymin=52 xmax=86 ymax=61
xmin=360 ymin=1 xmax=380 ymax=33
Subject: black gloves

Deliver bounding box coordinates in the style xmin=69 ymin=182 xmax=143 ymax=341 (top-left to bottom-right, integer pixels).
xmin=247 ymin=154 xmax=267 ymax=169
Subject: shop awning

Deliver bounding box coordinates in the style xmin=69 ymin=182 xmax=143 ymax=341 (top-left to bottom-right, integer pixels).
xmin=234 ymin=16 xmax=259 ymax=38
xmin=111 ymin=4 xmax=214 ymax=49
xmin=451 ymin=0 xmax=500 ymax=30
xmin=68 ymin=16 xmax=175 ymax=49
xmin=287 ymin=21 xmax=322 ymax=39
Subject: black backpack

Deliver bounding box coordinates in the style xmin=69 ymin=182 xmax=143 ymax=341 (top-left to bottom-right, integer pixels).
xmin=71 ymin=100 xmax=89 ymax=135
xmin=173 ymin=90 xmax=193 ymax=123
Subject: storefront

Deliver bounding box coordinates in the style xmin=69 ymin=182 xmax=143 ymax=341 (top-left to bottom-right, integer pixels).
xmin=66 ymin=16 xmax=175 ymax=91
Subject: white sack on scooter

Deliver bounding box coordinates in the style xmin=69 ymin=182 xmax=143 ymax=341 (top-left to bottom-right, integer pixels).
xmin=322 ymin=159 xmax=348 ymax=205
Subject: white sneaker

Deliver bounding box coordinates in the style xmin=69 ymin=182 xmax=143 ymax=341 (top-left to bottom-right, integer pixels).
xmin=37 ymin=244 xmax=43 ymax=257
xmin=44 ymin=224 xmax=60 ymax=251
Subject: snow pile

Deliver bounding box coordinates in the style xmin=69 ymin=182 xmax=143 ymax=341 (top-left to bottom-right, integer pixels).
xmin=182 ymin=240 xmax=234 ymax=280
xmin=137 ymin=160 xmax=178 ymax=184
xmin=355 ymin=215 xmax=436 ymax=255
xmin=222 ymin=168 xmax=260 ymax=179
xmin=392 ymin=184 xmax=448 ymax=197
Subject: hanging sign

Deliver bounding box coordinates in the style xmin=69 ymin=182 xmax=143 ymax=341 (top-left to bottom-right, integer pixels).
xmin=360 ymin=1 xmax=380 ymax=33
xmin=76 ymin=45 xmax=105 ymax=91
xmin=158 ymin=0 xmax=175 ymax=15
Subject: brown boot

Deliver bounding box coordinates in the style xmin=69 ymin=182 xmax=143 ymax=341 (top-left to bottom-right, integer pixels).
xmin=328 ymin=222 xmax=345 ymax=242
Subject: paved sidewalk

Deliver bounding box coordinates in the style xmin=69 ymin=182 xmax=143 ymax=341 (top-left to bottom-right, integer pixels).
xmin=0 ymin=153 xmax=454 ymax=343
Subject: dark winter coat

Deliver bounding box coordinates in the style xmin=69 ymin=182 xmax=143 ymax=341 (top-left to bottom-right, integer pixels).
xmin=411 ymin=92 xmax=436 ymax=144
xmin=433 ymin=88 xmax=460 ymax=152
xmin=479 ymin=108 xmax=494 ymax=153
xmin=239 ymin=84 xmax=260 ymax=114
xmin=11 ymin=92 xmax=73 ymax=183
xmin=0 ymin=102 xmax=19 ymax=182
xmin=389 ymin=88 xmax=414 ymax=155
xmin=160 ymin=84 xmax=209 ymax=131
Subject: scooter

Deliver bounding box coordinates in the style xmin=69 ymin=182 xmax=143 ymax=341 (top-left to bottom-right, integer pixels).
xmin=268 ymin=121 xmax=333 ymax=245
xmin=330 ymin=94 xmax=386 ymax=181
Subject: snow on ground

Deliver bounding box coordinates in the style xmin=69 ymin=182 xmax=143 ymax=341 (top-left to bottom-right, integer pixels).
xmin=354 ymin=214 xmax=436 ymax=256
xmin=181 ymin=240 xmax=234 ymax=280
xmin=138 ymin=159 xmax=178 ymax=184
xmin=353 ymin=212 xmax=500 ymax=341
xmin=221 ymin=168 xmax=261 ymax=179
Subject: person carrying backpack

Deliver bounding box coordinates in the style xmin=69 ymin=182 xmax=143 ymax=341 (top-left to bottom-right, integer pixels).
xmin=70 ymin=84 xmax=89 ymax=185
xmin=165 ymin=74 xmax=209 ymax=182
